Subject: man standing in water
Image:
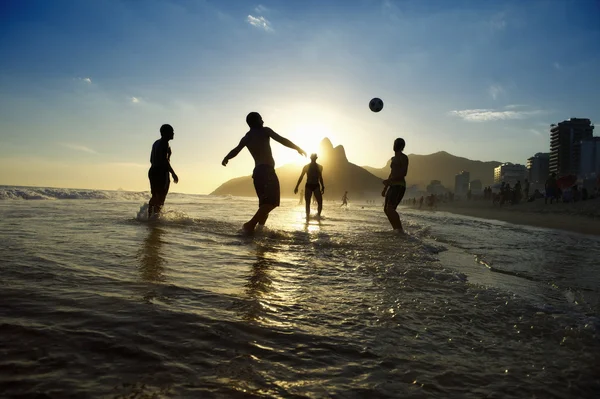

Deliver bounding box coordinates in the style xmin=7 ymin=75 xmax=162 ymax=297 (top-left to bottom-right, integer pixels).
xmin=222 ymin=112 xmax=306 ymax=233
xmin=148 ymin=124 xmax=179 ymax=218
xmin=340 ymin=191 xmax=349 ymax=207
xmin=381 ymin=138 xmax=408 ymax=233
xmin=294 ymin=153 xmax=325 ymax=220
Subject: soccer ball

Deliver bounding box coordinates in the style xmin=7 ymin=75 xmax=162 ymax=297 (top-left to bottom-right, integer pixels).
xmin=369 ymin=97 xmax=384 ymax=112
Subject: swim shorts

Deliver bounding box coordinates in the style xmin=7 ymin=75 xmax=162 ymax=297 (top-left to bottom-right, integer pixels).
xmin=253 ymin=164 xmax=280 ymax=207
xmin=384 ymin=184 xmax=406 ymax=210
xmin=148 ymin=169 xmax=170 ymax=206
xmin=305 ymin=183 xmax=320 ymax=192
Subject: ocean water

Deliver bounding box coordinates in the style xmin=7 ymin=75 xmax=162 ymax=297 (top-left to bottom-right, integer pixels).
xmin=1 ymin=186 xmax=599 ymax=399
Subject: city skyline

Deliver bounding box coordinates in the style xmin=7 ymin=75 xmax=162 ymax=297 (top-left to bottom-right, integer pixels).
xmin=1 ymin=0 xmax=599 ymax=193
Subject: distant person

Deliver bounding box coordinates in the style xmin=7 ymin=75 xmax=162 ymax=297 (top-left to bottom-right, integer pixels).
xmin=222 ymin=112 xmax=306 ymax=233
xmin=294 ymin=153 xmax=325 ymax=220
xmin=514 ymin=180 xmax=522 ymax=203
xmin=298 ymin=189 xmax=304 ymax=205
xmin=341 ymin=191 xmax=349 ymax=207
xmin=381 ymin=138 xmax=409 ymax=232
xmin=572 ymin=185 xmax=581 ymax=202
xmin=545 ymin=173 xmax=558 ymax=204
xmin=419 ymin=195 xmax=424 ymax=209
xmin=148 ymin=124 xmax=179 ymax=218
xmin=524 ymin=179 xmax=530 ymax=200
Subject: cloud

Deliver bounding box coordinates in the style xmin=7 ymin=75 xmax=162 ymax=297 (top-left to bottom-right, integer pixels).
xmin=78 ymin=77 xmax=92 ymax=84
xmin=488 ymin=84 xmax=505 ymax=100
xmin=131 ymin=97 xmax=140 ymax=103
xmin=247 ymin=15 xmax=273 ymax=31
xmin=490 ymin=13 xmax=506 ymax=31
xmin=528 ymin=128 xmax=543 ymax=136
xmin=448 ymin=106 xmax=545 ymax=122
xmin=554 ymin=62 xmax=562 ymax=70
xmin=254 ymin=5 xmax=269 ymax=14
xmin=61 ymin=143 xmax=97 ymax=154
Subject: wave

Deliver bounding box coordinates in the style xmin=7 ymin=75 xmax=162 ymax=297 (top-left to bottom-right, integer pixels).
xmin=0 ymin=186 xmax=149 ymax=201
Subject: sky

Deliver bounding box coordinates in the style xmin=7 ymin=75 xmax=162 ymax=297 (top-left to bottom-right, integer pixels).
xmin=0 ymin=0 xmax=599 ymax=193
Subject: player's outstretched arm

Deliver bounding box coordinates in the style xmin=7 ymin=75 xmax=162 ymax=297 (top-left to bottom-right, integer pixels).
xmin=294 ymin=167 xmax=307 ymax=194
xmin=267 ymin=128 xmax=306 ymax=157
xmin=222 ymin=137 xmax=248 ymax=166
xmin=319 ymin=166 xmax=325 ymax=194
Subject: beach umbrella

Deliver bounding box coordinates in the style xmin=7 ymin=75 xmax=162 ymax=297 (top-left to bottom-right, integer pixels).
xmin=556 ymin=175 xmax=577 ymax=189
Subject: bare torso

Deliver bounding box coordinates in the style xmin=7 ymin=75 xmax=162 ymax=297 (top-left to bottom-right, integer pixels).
xmin=243 ymin=127 xmax=275 ymax=167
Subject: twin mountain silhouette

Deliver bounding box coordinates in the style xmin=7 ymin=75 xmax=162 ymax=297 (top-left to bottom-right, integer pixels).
xmin=211 ymin=138 xmax=501 ymax=199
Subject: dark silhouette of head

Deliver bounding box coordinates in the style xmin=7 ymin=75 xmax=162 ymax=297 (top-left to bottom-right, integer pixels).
xmin=393 ymin=138 xmax=405 ymax=152
xmin=310 ymin=153 xmax=318 ymax=161
xmin=160 ymin=124 xmax=174 ymax=139
xmin=246 ymin=112 xmax=264 ymax=128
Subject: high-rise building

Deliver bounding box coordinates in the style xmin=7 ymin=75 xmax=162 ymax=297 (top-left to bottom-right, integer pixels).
xmin=469 ymin=179 xmax=482 ymax=196
xmin=526 ymin=153 xmax=550 ymax=184
xmin=580 ymin=137 xmax=600 ymax=180
xmin=549 ymin=118 xmax=594 ymax=176
xmin=454 ymin=171 xmax=470 ymax=197
xmin=494 ymin=163 xmax=527 ymax=185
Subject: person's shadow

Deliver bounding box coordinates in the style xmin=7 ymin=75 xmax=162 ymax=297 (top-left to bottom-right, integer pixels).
xmin=136 ymin=226 xmax=168 ymax=303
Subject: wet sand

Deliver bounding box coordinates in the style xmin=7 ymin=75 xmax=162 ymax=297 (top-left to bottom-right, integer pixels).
xmin=433 ymin=197 xmax=600 ymax=236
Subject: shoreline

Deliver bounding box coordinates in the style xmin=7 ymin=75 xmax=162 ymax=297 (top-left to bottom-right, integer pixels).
xmin=425 ymin=198 xmax=600 ymax=236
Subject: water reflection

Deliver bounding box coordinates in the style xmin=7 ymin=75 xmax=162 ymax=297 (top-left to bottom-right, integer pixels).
xmin=136 ymin=226 xmax=167 ymax=303
xmin=242 ymin=243 xmax=276 ymax=322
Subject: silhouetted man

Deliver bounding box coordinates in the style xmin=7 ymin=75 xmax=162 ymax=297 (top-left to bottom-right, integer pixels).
xmin=381 ymin=138 xmax=409 ymax=233
xmin=294 ymin=153 xmax=325 ymax=220
xmin=148 ymin=124 xmax=179 ymax=218
xmin=545 ymin=173 xmax=558 ymax=204
xmin=222 ymin=112 xmax=306 ymax=233
xmin=341 ymin=191 xmax=349 ymax=207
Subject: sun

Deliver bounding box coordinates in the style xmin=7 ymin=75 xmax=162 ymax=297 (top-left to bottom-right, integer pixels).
xmin=287 ymin=123 xmax=335 ymax=163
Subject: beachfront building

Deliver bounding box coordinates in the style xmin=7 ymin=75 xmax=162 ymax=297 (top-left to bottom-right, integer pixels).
xmin=494 ymin=163 xmax=528 ymax=186
xmin=580 ymin=137 xmax=600 ymax=180
xmin=454 ymin=171 xmax=470 ymax=198
xmin=549 ymin=118 xmax=594 ymax=177
xmin=469 ymin=179 xmax=482 ymax=196
xmin=426 ymin=180 xmax=446 ymax=195
xmin=527 ymin=152 xmax=550 ymax=184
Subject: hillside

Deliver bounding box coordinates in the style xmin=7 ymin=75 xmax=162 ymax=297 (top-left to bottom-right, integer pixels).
xmin=363 ymin=151 xmax=501 ymax=188
xmin=211 ymin=139 xmax=502 ymax=199
xmin=211 ymin=138 xmax=384 ymax=199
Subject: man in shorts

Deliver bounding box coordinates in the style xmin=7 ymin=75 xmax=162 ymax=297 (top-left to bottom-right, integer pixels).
xmin=148 ymin=124 xmax=179 ymax=218
xmin=381 ymin=138 xmax=409 ymax=233
xmin=294 ymin=153 xmax=325 ymax=220
xmin=222 ymin=112 xmax=306 ymax=233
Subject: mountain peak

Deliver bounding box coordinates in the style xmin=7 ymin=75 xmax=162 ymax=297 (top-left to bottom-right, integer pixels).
xmin=319 ymin=137 xmax=334 ymax=151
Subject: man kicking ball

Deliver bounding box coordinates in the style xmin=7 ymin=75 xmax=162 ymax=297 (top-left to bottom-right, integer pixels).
xmin=222 ymin=112 xmax=306 ymax=233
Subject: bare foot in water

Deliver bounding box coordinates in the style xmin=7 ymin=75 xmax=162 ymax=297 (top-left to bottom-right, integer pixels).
xmin=243 ymin=222 xmax=255 ymax=234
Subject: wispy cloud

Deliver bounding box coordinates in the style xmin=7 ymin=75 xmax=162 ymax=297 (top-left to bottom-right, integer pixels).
xmin=131 ymin=97 xmax=140 ymax=103
xmin=505 ymin=104 xmax=528 ymax=109
xmin=528 ymin=128 xmax=543 ymax=136
xmin=61 ymin=143 xmax=97 ymax=154
xmin=247 ymin=15 xmax=273 ymax=32
xmin=78 ymin=77 xmax=92 ymax=84
xmin=254 ymin=5 xmax=269 ymax=14
xmin=488 ymin=84 xmax=505 ymax=100
xmin=554 ymin=62 xmax=562 ymax=70
xmin=490 ymin=13 xmax=506 ymax=31
xmin=448 ymin=106 xmax=545 ymax=122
